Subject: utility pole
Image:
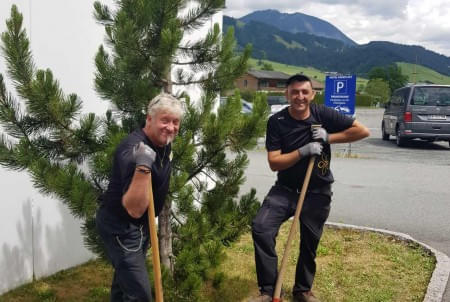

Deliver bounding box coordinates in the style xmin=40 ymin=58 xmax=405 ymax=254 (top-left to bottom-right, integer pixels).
xmin=412 ymin=54 xmax=418 ymax=84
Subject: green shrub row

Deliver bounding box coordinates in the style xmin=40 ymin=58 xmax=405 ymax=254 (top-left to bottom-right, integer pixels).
xmin=240 ymin=90 xmax=380 ymax=107
xmin=313 ymin=94 xmax=379 ymax=107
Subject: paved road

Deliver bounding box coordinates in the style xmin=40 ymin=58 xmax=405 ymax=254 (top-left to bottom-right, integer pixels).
xmin=241 ymin=108 xmax=450 ymax=300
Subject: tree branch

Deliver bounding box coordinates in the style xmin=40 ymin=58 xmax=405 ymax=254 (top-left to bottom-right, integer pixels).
xmin=180 ymin=2 xmax=215 ymax=30
xmin=171 ymin=60 xmax=218 ymax=66
xmin=201 ymin=170 xmax=217 ymax=184
xmin=186 ymin=144 xmax=228 ymax=182
xmin=172 ymin=70 xmax=244 ymax=86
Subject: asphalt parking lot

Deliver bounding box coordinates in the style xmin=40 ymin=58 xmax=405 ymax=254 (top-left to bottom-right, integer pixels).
xmin=242 ymin=108 xmax=450 ymax=300
xmin=334 ymin=108 xmax=450 ymax=164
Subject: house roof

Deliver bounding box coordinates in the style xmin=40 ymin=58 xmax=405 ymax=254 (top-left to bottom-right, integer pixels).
xmin=248 ymin=70 xmax=291 ymax=80
xmin=246 ymin=69 xmax=325 ymax=90
xmin=311 ymin=79 xmax=324 ymax=89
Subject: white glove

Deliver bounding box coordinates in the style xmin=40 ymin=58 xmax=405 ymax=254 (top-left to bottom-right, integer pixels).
xmin=298 ymin=142 xmax=323 ymax=158
xmin=312 ymin=127 xmax=329 ymax=143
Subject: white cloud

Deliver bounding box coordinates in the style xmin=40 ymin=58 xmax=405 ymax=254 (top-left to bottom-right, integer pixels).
xmin=224 ymin=0 xmax=450 ymax=57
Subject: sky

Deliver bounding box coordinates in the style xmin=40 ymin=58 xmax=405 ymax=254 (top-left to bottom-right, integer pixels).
xmin=224 ymin=0 xmax=450 ymax=57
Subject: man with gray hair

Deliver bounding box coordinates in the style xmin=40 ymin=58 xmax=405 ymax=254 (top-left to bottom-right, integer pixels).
xmin=96 ymin=93 xmax=183 ymax=301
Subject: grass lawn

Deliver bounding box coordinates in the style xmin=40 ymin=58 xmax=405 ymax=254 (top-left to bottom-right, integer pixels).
xmin=397 ymin=62 xmax=450 ymax=85
xmin=248 ymin=58 xmax=326 ymax=81
xmin=0 ymin=225 xmax=434 ymax=302
xmin=217 ymin=225 xmax=435 ymax=301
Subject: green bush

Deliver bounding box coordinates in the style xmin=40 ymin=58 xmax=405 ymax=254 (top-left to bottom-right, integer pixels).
xmin=356 ymin=94 xmax=377 ymax=106
xmin=239 ymin=90 xmax=256 ymax=102
xmin=314 ymin=94 xmax=377 ymax=107
xmin=267 ymin=91 xmax=284 ymax=96
xmin=313 ymin=94 xmax=324 ymax=104
xmin=241 ymin=90 xmax=377 ymax=107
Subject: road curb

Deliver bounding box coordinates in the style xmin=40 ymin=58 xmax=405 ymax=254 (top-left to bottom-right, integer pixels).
xmin=326 ymin=222 xmax=450 ymax=302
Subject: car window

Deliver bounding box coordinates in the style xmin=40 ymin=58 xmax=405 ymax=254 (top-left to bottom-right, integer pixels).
xmin=391 ymin=96 xmax=398 ymax=105
xmin=390 ymin=91 xmax=402 ymax=106
xmin=411 ymin=87 xmax=450 ymax=106
xmin=394 ymin=88 xmax=408 ymax=105
xmin=402 ymin=88 xmax=410 ymax=104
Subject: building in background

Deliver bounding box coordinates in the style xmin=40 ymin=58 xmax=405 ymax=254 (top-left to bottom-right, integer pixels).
xmin=235 ymin=70 xmax=290 ymax=93
xmin=235 ymin=69 xmax=324 ymax=94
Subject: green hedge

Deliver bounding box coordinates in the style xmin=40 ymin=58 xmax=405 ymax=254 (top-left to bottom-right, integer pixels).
xmin=240 ymin=90 xmax=378 ymax=107
xmin=356 ymin=94 xmax=377 ymax=106
xmin=239 ymin=90 xmax=256 ymax=102
xmin=314 ymin=94 xmax=324 ymax=104
xmin=314 ymin=93 xmax=377 ymax=106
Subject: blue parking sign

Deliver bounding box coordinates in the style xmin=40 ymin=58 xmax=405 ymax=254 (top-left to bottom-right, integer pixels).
xmin=325 ymin=75 xmax=356 ymax=115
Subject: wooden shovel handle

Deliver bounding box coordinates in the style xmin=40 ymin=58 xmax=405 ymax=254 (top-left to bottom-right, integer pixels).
xmin=148 ymin=173 xmax=164 ymax=302
xmin=273 ymin=155 xmax=316 ymax=301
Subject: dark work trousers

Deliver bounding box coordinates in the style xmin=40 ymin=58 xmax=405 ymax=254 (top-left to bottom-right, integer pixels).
xmin=252 ymin=185 xmax=331 ymax=296
xmin=96 ymin=206 xmax=152 ymax=302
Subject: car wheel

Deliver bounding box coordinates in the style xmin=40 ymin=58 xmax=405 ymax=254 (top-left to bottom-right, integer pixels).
xmin=381 ymin=122 xmax=389 ymax=141
xmin=396 ymin=127 xmax=407 ymax=147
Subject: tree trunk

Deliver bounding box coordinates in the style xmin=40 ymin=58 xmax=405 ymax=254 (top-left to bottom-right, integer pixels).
xmin=158 ymin=199 xmax=173 ymax=273
xmin=159 ymin=69 xmax=174 ymax=274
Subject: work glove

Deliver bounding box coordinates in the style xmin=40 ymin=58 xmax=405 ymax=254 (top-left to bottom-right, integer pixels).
xmin=133 ymin=142 xmax=156 ymax=169
xmin=312 ymin=127 xmax=329 ymax=143
xmin=298 ymin=142 xmax=323 ymax=158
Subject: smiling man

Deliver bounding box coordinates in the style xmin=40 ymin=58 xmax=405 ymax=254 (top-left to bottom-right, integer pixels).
xmin=250 ymin=74 xmax=369 ymax=302
xmin=96 ymin=93 xmax=183 ymax=302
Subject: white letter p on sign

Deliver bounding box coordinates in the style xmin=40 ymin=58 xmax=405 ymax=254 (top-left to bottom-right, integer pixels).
xmin=336 ymin=81 xmax=345 ymax=93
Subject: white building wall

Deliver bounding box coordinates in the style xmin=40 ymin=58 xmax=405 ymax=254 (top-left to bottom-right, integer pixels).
xmin=0 ymin=0 xmax=221 ymax=294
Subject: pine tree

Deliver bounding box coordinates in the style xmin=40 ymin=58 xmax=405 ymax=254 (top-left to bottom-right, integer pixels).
xmin=0 ymin=2 xmax=268 ymax=300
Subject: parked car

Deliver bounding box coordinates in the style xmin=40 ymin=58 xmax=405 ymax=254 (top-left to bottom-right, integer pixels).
xmin=267 ymin=95 xmax=289 ymax=115
xmin=381 ymin=84 xmax=450 ymax=147
xmin=267 ymin=95 xmax=288 ymax=106
xmin=220 ymin=97 xmax=253 ymax=114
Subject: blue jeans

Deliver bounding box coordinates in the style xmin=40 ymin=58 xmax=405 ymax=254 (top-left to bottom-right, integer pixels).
xmin=96 ymin=206 xmax=152 ymax=302
xmin=252 ymin=185 xmax=331 ymax=296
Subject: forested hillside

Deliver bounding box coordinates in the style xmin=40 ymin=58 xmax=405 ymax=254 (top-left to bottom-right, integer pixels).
xmin=224 ymin=16 xmax=450 ymax=77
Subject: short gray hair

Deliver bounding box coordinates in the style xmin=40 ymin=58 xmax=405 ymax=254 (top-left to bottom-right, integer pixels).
xmin=147 ymin=93 xmax=184 ymax=119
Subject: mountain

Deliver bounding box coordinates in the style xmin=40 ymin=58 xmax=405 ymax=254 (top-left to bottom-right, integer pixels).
xmin=223 ymin=16 xmax=450 ymax=77
xmin=239 ymin=9 xmax=356 ymax=46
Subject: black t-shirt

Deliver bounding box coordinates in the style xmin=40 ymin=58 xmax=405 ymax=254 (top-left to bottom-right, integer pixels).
xmin=102 ymin=128 xmax=172 ymax=225
xmin=266 ymin=103 xmax=354 ymax=191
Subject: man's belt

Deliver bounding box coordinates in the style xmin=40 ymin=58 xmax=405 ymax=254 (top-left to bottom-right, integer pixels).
xmin=276 ymin=183 xmax=332 ymax=196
